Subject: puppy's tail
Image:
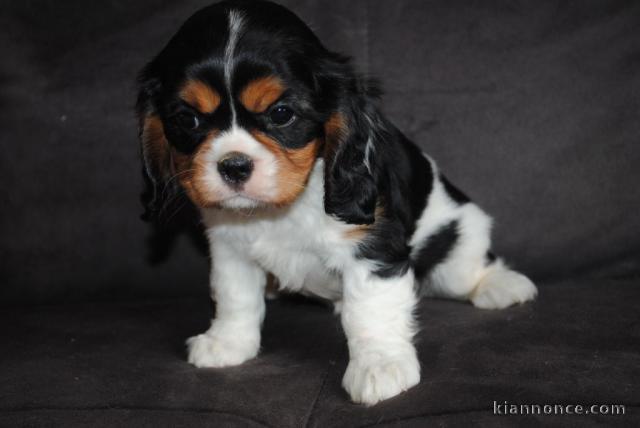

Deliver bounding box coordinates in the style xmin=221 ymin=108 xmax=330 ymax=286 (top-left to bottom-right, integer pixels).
xmin=469 ymin=260 xmax=538 ymax=310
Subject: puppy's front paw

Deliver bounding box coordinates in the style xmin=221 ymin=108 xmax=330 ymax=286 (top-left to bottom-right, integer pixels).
xmin=186 ymin=333 xmax=259 ymax=368
xmin=342 ymin=351 xmax=420 ymax=405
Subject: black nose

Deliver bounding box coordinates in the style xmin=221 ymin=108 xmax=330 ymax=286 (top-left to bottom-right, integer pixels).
xmin=217 ymin=152 xmax=254 ymax=185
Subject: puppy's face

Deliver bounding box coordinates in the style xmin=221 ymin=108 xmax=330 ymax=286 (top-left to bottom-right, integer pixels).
xmin=153 ymin=71 xmax=320 ymax=211
xmin=138 ymin=3 xmax=335 ymax=211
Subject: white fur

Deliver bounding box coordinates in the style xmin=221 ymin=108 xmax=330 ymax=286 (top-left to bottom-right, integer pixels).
xmin=470 ymin=260 xmax=538 ymax=309
xmin=187 ymin=239 xmax=265 ymax=367
xmin=197 ymin=127 xmax=279 ymax=209
xmin=341 ymin=264 xmax=420 ymax=405
xmin=192 ymin=161 xmax=420 ymax=404
xmin=411 ymin=155 xmax=537 ymax=309
xmin=201 ymin=161 xmax=350 ymax=299
xmin=189 ymin=156 xmax=537 ymax=404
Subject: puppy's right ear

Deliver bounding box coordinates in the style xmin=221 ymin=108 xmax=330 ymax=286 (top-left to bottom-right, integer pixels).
xmin=136 ymin=74 xmax=173 ymax=221
xmin=318 ymin=55 xmax=381 ymax=225
xmin=322 ymin=105 xmax=378 ymax=225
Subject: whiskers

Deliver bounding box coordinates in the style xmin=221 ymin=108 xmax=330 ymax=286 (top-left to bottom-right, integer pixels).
xmin=162 ymin=169 xmax=196 ymax=197
xmin=156 ymin=169 xmax=196 ymax=225
xmin=155 ymin=165 xmax=311 ymax=223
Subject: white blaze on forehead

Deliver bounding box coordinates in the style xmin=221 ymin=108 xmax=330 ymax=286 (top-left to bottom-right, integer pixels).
xmin=224 ymin=10 xmax=244 ymax=126
xmin=208 ymin=127 xmax=271 ymax=163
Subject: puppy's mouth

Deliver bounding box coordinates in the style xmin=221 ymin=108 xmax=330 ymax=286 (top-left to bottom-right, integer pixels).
xmin=218 ymin=193 xmax=266 ymax=210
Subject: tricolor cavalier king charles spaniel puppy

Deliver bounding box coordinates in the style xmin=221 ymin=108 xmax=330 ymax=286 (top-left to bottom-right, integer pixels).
xmin=136 ymin=0 xmax=537 ymax=405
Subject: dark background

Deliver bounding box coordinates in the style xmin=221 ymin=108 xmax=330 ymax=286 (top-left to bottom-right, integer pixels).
xmin=1 ymin=0 xmax=639 ymax=304
xmin=1 ymin=2 xmax=639 ymax=426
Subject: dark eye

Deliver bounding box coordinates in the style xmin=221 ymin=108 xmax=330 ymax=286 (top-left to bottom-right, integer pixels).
xmin=269 ymin=105 xmax=295 ymax=126
xmin=175 ymin=112 xmax=199 ymax=130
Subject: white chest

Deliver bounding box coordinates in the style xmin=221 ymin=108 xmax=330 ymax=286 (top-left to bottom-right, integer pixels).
xmin=202 ymin=161 xmax=354 ymax=299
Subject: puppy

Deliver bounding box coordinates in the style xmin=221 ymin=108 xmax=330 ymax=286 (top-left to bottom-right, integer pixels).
xmin=136 ymin=0 xmax=537 ymax=405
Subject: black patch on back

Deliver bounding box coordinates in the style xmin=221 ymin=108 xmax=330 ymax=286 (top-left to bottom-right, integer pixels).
xmin=412 ymin=220 xmax=459 ymax=279
xmin=441 ymin=174 xmax=470 ymax=204
xmin=401 ymin=135 xmax=433 ymax=227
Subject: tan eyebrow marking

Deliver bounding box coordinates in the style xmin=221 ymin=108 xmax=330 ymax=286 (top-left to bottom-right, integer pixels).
xmin=179 ymin=79 xmax=221 ymax=114
xmin=239 ymin=76 xmax=286 ymax=113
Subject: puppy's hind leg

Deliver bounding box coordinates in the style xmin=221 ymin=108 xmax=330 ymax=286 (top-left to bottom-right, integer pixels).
xmin=421 ymin=204 xmax=537 ymax=310
xmin=469 ymin=259 xmax=538 ymax=310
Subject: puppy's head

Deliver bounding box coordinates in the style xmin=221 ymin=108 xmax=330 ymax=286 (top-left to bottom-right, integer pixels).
xmin=137 ymin=0 xmax=380 ymax=223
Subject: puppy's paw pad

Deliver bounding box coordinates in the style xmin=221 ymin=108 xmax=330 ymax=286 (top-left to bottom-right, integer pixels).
xmin=186 ymin=334 xmax=258 ymax=368
xmin=342 ymin=354 xmax=420 ymax=405
xmin=471 ymin=269 xmax=537 ymax=310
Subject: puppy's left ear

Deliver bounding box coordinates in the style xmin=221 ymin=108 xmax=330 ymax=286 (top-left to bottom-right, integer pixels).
xmin=136 ymin=74 xmax=174 ymax=222
xmin=322 ymin=72 xmax=381 ymax=225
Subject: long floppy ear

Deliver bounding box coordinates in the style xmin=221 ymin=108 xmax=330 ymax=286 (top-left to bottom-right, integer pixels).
xmin=136 ymin=74 xmax=174 ymax=222
xmin=322 ymin=70 xmax=382 ymax=225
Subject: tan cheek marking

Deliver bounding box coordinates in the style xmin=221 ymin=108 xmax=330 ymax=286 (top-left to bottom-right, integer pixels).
xmin=179 ymin=80 xmax=221 ymax=114
xmin=240 ymin=76 xmax=285 ymax=113
xmin=175 ymin=131 xmax=221 ymax=208
xmin=251 ymin=131 xmax=319 ymax=205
